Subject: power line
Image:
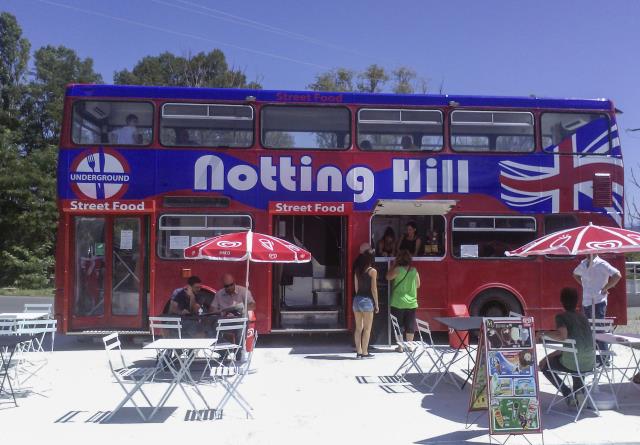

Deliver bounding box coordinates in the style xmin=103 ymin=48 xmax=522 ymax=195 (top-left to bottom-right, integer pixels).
xmin=32 ymin=0 xmax=330 ymax=70
xmin=150 ymin=0 xmax=374 ymax=60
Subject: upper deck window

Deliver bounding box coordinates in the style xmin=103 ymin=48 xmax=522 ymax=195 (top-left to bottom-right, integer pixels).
xmin=357 ymin=108 xmax=443 ymax=151
xmin=541 ymin=113 xmax=610 ymax=154
xmin=72 ymin=101 xmax=153 ymax=146
xmin=261 ymin=106 xmax=350 ymax=150
xmin=450 ymin=111 xmax=534 ymax=152
xmin=160 ymin=103 xmax=254 ymax=148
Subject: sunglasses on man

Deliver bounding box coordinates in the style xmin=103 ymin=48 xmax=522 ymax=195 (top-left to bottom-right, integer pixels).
xmin=223 ymin=282 xmax=235 ymax=289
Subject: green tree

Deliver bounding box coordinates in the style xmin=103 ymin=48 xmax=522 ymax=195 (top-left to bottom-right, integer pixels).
xmin=356 ymin=64 xmax=389 ymax=93
xmin=392 ymin=66 xmax=417 ymax=94
xmin=114 ymin=50 xmax=261 ymax=89
xmin=21 ymin=45 xmax=102 ymax=150
xmin=0 ymin=12 xmax=30 ymax=130
xmin=307 ymin=68 xmax=355 ymax=92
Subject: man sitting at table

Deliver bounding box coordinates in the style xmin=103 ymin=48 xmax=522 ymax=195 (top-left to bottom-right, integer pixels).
xmin=169 ymin=276 xmax=202 ymax=316
xmin=211 ymin=273 xmax=256 ymax=316
xmin=537 ymin=287 xmax=595 ymax=407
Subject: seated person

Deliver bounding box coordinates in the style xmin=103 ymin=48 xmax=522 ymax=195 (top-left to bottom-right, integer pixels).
xmin=376 ymin=226 xmax=396 ymax=257
xmin=175 ymin=128 xmax=198 ymax=145
xmin=537 ymin=287 xmax=595 ymax=406
xmin=212 ymin=273 xmax=256 ymax=316
xmin=110 ymin=113 xmax=142 ymax=144
xmin=169 ymin=276 xmax=203 ymax=316
xmin=401 ymin=135 xmax=416 ymax=150
xmin=359 ymin=139 xmax=372 ymax=149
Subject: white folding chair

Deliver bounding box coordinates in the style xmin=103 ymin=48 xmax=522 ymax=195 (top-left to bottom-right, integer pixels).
xmin=416 ymin=318 xmax=459 ymax=390
xmin=390 ymin=314 xmax=424 ymax=379
xmin=540 ymin=335 xmax=617 ymax=422
xmin=212 ymin=331 xmax=258 ymax=418
xmin=23 ymin=303 xmax=53 ymax=318
xmin=149 ymin=317 xmax=182 ymax=341
xmin=0 ymin=316 xmax=18 ymax=336
xmin=102 ymin=333 xmax=155 ymax=422
xmin=16 ymin=319 xmax=57 ymax=353
xmin=200 ymin=317 xmax=247 ymax=382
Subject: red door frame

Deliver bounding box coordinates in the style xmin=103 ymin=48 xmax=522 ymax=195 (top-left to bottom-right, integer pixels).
xmin=68 ymin=214 xmax=146 ymax=330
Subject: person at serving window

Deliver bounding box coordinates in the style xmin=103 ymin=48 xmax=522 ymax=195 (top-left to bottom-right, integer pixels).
xmin=397 ymin=221 xmax=422 ymax=257
xmin=211 ymin=273 xmax=256 ymax=316
xmin=376 ymin=226 xmax=396 ymax=257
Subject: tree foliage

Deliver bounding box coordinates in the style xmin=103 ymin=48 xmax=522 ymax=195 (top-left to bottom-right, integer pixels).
xmin=308 ymin=64 xmax=426 ymax=94
xmin=114 ymin=50 xmax=261 ymax=89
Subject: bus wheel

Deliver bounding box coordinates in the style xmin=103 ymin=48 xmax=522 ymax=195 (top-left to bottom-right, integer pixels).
xmin=470 ymin=289 xmax=522 ymax=318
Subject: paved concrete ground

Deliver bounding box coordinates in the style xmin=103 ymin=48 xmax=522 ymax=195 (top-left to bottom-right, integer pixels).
xmin=1 ymin=333 xmax=640 ymax=445
xmin=2 ymin=296 xmax=640 ymax=444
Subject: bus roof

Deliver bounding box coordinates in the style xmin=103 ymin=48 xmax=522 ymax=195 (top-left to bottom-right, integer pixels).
xmin=65 ymin=84 xmax=614 ymax=111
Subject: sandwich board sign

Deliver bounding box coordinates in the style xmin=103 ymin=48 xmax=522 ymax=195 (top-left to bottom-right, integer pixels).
xmin=468 ymin=316 xmax=543 ymax=440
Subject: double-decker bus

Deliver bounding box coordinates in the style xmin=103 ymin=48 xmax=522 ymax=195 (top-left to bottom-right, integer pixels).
xmin=54 ymin=84 xmax=626 ymax=338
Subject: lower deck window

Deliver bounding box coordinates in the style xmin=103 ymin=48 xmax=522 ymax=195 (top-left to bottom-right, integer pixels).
xmin=452 ymin=216 xmax=536 ymax=258
xmin=371 ymin=215 xmax=445 ymax=258
xmin=158 ymin=214 xmax=252 ymax=259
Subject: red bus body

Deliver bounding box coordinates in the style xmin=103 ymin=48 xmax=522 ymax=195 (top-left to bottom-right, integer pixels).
xmin=55 ymin=85 xmax=626 ymax=336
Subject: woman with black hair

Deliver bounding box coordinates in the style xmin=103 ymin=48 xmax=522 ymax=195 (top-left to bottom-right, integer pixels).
xmin=353 ymin=250 xmax=379 ymax=359
xmin=397 ymin=221 xmax=422 ymax=257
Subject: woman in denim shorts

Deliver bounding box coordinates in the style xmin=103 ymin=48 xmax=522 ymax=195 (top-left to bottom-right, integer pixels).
xmin=353 ymin=246 xmax=379 ymax=358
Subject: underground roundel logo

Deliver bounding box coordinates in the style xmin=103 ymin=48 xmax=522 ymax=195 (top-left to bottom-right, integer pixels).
xmin=69 ymin=148 xmax=131 ymax=200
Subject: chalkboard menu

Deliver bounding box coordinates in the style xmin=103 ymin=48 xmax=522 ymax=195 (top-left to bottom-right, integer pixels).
xmin=468 ymin=317 xmax=542 ymax=437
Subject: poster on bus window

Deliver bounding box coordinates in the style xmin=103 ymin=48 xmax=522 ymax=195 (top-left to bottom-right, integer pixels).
xmin=483 ymin=317 xmax=542 ymax=436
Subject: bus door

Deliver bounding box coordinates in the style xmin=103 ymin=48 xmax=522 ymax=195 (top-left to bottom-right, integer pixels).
xmin=271 ymin=215 xmax=347 ymax=331
xmin=70 ymin=215 xmax=148 ymax=330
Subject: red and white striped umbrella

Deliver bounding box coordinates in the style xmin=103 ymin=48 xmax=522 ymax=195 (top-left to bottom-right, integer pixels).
xmin=184 ymin=231 xmax=311 ymax=263
xmin=506 ymin=223 xmax=640 ymax=257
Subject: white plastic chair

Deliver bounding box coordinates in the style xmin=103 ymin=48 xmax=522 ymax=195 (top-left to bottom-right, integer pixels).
xmin=212 ymin=331 xmax=258 ymax=418
xmin=415 ymin=318 xmax=459 ymax=390
xmin=390 ymin=314 xmax=424 ymax=378
xmin=102 ymin=333 xmax=155 ymax=422
xmin=540 ymin=335 xmax=617 ymax=422
xmin=23 ymin=303 xmax=53 ymax=318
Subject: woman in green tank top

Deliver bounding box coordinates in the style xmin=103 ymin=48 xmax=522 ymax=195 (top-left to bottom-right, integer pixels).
xmin=386 ymin=250 xmax=420 ymax=349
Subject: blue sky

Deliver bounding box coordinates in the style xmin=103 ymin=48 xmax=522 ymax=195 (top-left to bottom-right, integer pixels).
xmin=5 ymin=0 xmax=640 ymax=219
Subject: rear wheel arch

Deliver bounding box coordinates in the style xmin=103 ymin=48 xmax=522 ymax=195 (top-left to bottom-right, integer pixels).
xmin=468 ymin=287 xmax=524 ymax=318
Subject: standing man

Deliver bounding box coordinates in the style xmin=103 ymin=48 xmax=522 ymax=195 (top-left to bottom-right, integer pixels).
xmin=212 ymin=273 xmax=256 ymax=316
xmin=573 ymin=254 xmax=621 ymax=320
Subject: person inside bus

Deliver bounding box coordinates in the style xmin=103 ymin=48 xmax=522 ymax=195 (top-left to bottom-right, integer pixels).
xmin=359 ymin=139 xmax=372 ymax=149
xmin=386 ymin=250 xmax=420 ymax=352
xmin=376 ymin=226 xmax=396 ymax=257
xmin=175 ymin=128 xmax=198 ymax=145
xmin=397 ymin=221 xmax=422 ymax=257
xmin=536 ymin=287 xmax=595 ymax=407
xmin=169 ymin=275 xmax=203 ymax=316
xmin=109 ymin=113 xmax=142 ymax=145
xmin=353 ymin=246 xmax=379 ymax=359
xmin=211 ymin=273 xmax=256 ymax=316
xmin=401 ymin=135 xmax=416 ymax=150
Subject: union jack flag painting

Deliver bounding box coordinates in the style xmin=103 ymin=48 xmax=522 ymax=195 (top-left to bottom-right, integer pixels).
xmin=499 ymin=117 xmax=623 ymax=226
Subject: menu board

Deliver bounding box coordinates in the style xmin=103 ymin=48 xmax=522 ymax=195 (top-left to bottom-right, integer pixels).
xmin=485 ymin=317 xmax=542 ymax=436
xmin=468 ymin=330 xmax=488 ymax=411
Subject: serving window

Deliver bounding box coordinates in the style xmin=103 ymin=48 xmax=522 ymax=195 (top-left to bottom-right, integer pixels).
xmin=357 ymin=108 xmax=443 ymax=151
xmin=370 ymin=214 xmax=446 ymax=259
xmin=450 ymin=110 xmax=534 ymax=152
xmin=160 ymin=103 xmax=253 ymax=148
xmin=72 ymin=100 xmax=153 ymax=146
xmin=452 ymin=216 xmax=537 ymax=259
xmin=157 ymin=214 xmax=252 ymax=259
xmin=261 ymin=106 xmax=351 ymax=150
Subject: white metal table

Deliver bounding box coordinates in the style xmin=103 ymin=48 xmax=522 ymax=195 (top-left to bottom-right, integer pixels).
xmin=143 ymin=338 xmax=216 ymax=420
xmin=0 ymin=312 xmax=49 ymax=321
xmin=595 ymin=332 xmax=640 ymax=395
